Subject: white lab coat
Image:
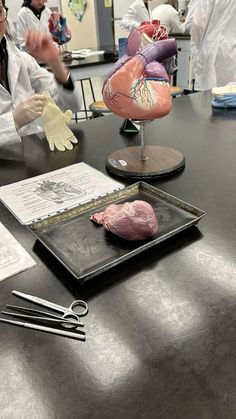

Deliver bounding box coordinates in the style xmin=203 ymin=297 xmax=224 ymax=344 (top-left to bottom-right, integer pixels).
xmin=183 ymin=0 xmax=198 ymax=80
xmin=16 ymin=6 xmax=52 ymax=49
xmin=152 ymin=4 xmax=184 ymax=34
xmin=120 ymin=0 xmax=152 ymax=32
xmin=184 ymin=0 xmax=198 ymax=32
xmin=191 ymin=0 xmax=236 ymax=90
xmin=7 ymin=17 xmax=17 ymax=44
xmin=0 ymin=38 xmax=81 ymax=148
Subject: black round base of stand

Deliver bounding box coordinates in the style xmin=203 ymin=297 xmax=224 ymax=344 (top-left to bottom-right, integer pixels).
xmin=106 ymin=145 xmax=185 ymax=179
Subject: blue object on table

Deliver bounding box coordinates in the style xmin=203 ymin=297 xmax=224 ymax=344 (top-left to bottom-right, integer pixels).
xmin=212 ymin=94 xmax=236 ymax=108
xmin=118 ymin=37 xmax=128 ymax=58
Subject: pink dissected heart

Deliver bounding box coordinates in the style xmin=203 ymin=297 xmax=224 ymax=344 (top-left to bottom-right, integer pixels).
xmin=90 ymin=200 xmax=159 ymax=241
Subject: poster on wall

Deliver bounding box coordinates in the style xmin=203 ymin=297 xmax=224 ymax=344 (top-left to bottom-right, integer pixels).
xmin=68 ymin=0 xmax=87 ymax=22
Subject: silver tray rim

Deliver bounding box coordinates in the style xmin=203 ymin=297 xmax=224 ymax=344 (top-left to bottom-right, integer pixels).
xmin=28 ymin=182 xmax=206 ymax=283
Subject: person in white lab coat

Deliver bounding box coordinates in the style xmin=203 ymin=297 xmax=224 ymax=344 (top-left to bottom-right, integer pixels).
xmin=0 ymin=0 xmax=81 ymax=149
xmin=191 ymin=0 xmax=236 ymax=90
xmin=120 ymin=0 xmax=154 ymax=32
xmin=16 ymin=0 xmax=51 ymax=51
xmin=183 ymin=0 xmax=198 ymax=88
xmin=184 ymin=0 xmax=198 ymax=33
xmin=6 ymin=16 xmax=16 ymax=42
xmin=152 ymin=0 xmax=185 ymax=34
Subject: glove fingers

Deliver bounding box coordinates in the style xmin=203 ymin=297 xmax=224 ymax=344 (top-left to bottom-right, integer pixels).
xmin=63 ymin=140 xmax=74 ymax=151
xmin=48 ymin=137 xmax=55 ymax=151
xmin=59 ymin=134 xmax=74 ymax=150
xmin=63 ymin=134 xmax=78 ymax=149
xmin=56 ymin=134 xmax=77 ymax=151
xmin=55 ymin=138 xmax=66 ymax=151
xmin=69 ymin=136 xmax=78 ymax=144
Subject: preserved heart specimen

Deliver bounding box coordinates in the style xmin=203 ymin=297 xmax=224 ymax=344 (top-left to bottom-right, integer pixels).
xmin=90 ymin=200 xmax=158 ymax=241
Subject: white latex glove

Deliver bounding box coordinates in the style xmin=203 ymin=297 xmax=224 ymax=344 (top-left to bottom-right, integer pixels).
xmin=41 ymin=91 xmax=78 ymax=152
xmin=13 ymin=94 xmax=45 ymax=129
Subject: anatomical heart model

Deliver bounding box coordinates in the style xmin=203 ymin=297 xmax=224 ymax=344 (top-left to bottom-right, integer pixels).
xmin=48 ymin=12 xmax=71 ymax=45
xmin=103 ymin=21 xmax=185 ymax=178
xmin=103 ymin=21 xmax=176 ymax=120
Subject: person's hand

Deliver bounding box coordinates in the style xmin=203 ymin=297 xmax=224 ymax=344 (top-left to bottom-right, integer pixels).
xmin=24 ymin=30 xmax=59 ymax=64
xmin=13 ymin=94 xmax=45 ymax=129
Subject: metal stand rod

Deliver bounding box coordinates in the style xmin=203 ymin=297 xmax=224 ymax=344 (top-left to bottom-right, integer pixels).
xmin=139 ymin=122 xmax=148 ymax=161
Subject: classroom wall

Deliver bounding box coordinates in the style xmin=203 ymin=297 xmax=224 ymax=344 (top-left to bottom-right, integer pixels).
xmin=7 ymin=0 xmax=61 ymax=22
xmin=61 ymin=0 xmax=98 ymax=50
xmin=8 ymin=0 xmax=99 ymax=51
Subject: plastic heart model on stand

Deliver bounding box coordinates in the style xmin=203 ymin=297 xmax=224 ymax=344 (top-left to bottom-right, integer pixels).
xmin=48 ymin=12 xmax=71 ymax=46
xmin=103 ymin=27 xmax=185 ymax=179
xmin=103 ymin=39 xmax=176 ymax=120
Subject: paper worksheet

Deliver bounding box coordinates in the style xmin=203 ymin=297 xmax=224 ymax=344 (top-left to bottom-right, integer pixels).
xmin=72 ymin=49 xmax=105 ymax=58
xmin=0 ymin=222 xmax=36 ymax=281
xmin=0 ymin=162 xmax=124 ymax=225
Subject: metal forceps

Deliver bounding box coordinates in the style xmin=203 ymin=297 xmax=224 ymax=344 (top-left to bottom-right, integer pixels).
xmin=12 ymin=290 xmax=89 ymax=324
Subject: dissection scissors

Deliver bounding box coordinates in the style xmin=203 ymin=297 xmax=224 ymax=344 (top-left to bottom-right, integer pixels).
xmin=1 ymin=309 xmax=84 ymax=330
xmin=12 ymin=290 xmax=89 ymax=324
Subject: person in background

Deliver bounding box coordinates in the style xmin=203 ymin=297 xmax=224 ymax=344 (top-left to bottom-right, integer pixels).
xmin=6 ymin=15 xmax=16 ymax=42
xmin=183 ymin=0 xmax=198 ymax=90
xmin=190 ymin=0 xmax=236 ymax=90
xmin=120 ymin=0 xmax=154 ymax=33
xmin=152 ymin=0 xmax=185 ymax=34
xmin=16 ymin=0 xmax=51 ymax=51
xmin=0 ymin=0 xmax=81 ymax=148
xmin=184 ymin=0 xmax=198 ymax=33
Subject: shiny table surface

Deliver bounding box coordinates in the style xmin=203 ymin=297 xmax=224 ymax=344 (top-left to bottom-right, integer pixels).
xmin=65 ymin=45 xmax=118 ymax=80
xmin=0 ymin=92 xmax=236 ymax=419
xmin=43 ymin=46 xmax=117 ymax=79
xmin=66 ymin=45 xmax=118 ymax=68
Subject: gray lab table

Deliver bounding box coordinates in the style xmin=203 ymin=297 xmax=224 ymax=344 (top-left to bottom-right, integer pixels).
xmin=0 ymin=91 xmax=236 ymax=419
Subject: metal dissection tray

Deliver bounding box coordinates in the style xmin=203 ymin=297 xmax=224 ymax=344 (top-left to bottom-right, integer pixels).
xmin=29 ymin=182 xmax=205 ymax=283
